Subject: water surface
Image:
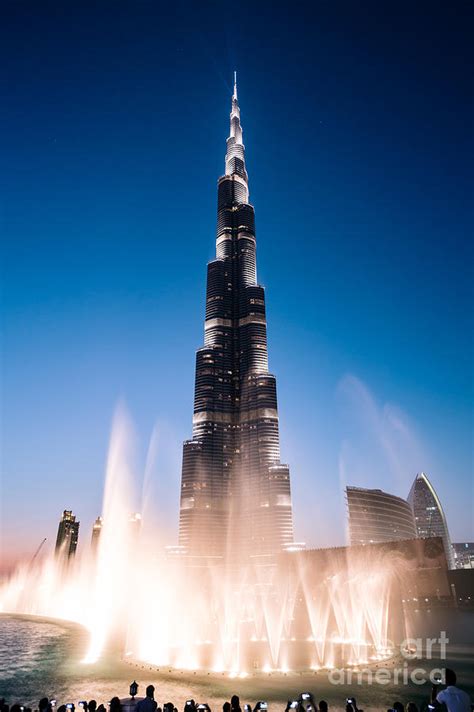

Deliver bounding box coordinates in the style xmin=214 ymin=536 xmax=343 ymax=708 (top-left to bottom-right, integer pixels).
xmin=1 ymin=614 xmax=473 ymax=711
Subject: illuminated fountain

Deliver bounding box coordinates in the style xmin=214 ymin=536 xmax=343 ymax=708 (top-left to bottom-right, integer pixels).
xmin=0 ymin=406 xmax=403 ymax=673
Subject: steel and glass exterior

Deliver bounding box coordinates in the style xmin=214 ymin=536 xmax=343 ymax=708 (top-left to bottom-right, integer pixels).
xmin=91 ymin=515 xmax=103 ymax=551
xmin=452 ymin=542 xmax=474 ymax=569
xmin=178 ymin=78 xmax=294 ymax=561
xmin=346 ymin=486 xmax=417 ymax=546
xmin=55 ymin=509 xmax=80 ymax=559
xmin=408 ymin=471 xmax=455 ymax=569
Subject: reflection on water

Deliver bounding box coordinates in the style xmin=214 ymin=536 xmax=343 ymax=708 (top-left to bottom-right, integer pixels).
xmin=1 ymin=615 xmax=473 ymax=712
xmin=1 ymin=618 xmax=65 ymax=674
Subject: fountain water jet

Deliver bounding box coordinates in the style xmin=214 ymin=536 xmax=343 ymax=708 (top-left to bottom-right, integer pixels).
xmin=83 ymin=404 xmax=137 ymax=663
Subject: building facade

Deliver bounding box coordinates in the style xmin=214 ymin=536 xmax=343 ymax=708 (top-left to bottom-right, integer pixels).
xmin=279 ymin=535 xmax=451 ymax=609
xmin=346 ymin=486 xmax=417 ymax=546
xmin=178 ymin=76 xmax=294 ymax=561
xmin=452 ymin=542 xmax=474 ymax=569
xmin=407 ymin=471 xmax=455 ymax=569
xmin=91 ymin=515 xmax=103 ymax=551
xmin=55 ymin=509 xmax=79 ymax=559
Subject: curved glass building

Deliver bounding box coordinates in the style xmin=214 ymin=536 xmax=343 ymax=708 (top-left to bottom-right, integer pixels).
xmin=346 ymin=486 xmax=417 ymax=546
xmin=408 ymin=471 xmax=455 ymax=569
xmin=178 ymin=76 xmax=294 ymax=561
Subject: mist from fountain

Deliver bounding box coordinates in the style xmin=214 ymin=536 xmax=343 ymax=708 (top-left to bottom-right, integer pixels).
xmin=0 ymin=405 xmax=402 ymax=673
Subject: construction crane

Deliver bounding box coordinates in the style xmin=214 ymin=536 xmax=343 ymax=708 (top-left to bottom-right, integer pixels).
xmin=30 ymin=537 xmax=47 ymax=566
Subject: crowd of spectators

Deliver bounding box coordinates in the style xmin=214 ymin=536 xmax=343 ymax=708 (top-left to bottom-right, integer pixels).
xmin=0 ymin=668 xmax=471 ymax=712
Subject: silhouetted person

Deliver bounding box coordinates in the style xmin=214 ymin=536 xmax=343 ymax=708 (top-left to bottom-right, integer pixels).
xmin=223 ymin=704 xmax=231 ymax=712
xmin=96 ymin=704 xmax=106 ymax=712
xmin=346 ymin=699 xmax=360 ymax=712
xmin=393 ymin=702 xmax=404 ymax=712
xmin=88 ymin=703 xmax=97 ymax=712
xmin=136 ymin=686 xmax=157 ymax=712
xmin=230 ymin=697 xmax=240 ymax=712
xmin=57 ymin=705 xmax=67 ymax=712
xmin=39 ymin=698 xmax=50 ymax=712
xmin=109 ymin=699 xmax=121 ymax=712
xmin=318 ymin=702 xmax=328 ymax=712
xmin=433 ymin=669 xmax=471 ymax=712
xmin=406 ymin=704 xmax=418 ymax=712
xmin=184 ymin=702 xmax=196 ymax=712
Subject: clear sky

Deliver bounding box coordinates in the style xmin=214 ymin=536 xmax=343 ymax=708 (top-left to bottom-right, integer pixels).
xmin=1 ymin=0 xmax=473 ymax=571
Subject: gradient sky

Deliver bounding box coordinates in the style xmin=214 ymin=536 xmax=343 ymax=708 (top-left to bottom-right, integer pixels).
xmin=1 ymin=0 xmax=473 ymax=571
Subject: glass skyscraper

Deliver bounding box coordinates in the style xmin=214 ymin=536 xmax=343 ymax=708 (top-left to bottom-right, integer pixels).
xmin=55 ymin=509 xmax=80 ymax=559
xmin=346 ymin=486 xmax=417 ymax=546
xmin=178 ymin=76 xmax=294 ymax=561
xmin=408 ymin=471 xmax=455 ymax=569
xmin=91 ymin=515 xmax=103 ymax=552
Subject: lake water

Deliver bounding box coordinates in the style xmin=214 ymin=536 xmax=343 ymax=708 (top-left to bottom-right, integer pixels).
xmin=1 ymin=613 xmax=473 ymax=711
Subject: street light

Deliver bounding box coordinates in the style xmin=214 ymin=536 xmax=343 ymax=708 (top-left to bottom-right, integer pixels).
xmin=129 ymin=682 xmax=139 ymax=699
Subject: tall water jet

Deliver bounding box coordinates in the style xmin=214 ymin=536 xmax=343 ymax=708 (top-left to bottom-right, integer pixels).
xmin=83 ymin=403 xmax=138 ymax=663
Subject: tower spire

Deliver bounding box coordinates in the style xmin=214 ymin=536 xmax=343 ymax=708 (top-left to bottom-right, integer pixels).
xmin=225 ymin=71 xmax=247 ymax=184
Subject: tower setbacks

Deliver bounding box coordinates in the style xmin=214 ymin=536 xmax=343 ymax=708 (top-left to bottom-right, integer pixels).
xmin=178 ymin=76 xmax=294 ymax=561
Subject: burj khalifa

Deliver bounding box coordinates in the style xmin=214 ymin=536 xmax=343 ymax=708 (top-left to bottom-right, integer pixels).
xmin=178 ymin=75 xmax=294 ymax=561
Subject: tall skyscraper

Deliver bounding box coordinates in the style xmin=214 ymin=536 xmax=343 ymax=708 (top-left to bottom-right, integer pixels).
xmin=91 ymin=515 xmax=103 ymax=551
xmin=55 ymin=509 xmax=80 ymax=559
xmin=178 ymin=76 xmax=294 ymax=561
xmin=408 ymin=472 xmax=455 ymax=569
xmin=346 ymin=486 xmax=417 ymax=546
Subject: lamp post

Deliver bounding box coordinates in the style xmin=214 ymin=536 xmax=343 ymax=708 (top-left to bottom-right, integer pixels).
xmin=129 ymin=682 xmax=139 ymax=700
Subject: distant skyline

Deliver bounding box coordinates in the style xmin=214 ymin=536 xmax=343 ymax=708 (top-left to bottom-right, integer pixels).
xmin=1 ymin=1 xmax=473 ymax=572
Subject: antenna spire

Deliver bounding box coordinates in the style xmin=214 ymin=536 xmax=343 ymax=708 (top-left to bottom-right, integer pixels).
xmin=225 ymin=70 xmax=247 ymax=184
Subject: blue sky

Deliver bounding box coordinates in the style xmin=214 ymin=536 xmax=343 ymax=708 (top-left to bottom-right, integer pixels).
xmin=1 ymin=0 xmax=472 ymax=568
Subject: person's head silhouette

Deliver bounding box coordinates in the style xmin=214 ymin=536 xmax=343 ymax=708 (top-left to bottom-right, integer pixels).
xmin=445 ymin=669 xmax=457 ymax=686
